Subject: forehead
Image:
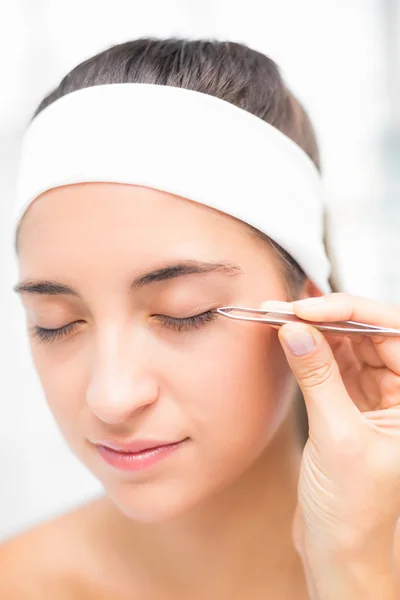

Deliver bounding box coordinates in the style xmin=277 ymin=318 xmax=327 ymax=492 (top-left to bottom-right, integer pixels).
xmin=17 ymin=182 xmax=264 ymax=266
xmin=16 ymin=182 xmax=287 ymax=299
xmin=20 ymin=181 xmax=221 ymax=235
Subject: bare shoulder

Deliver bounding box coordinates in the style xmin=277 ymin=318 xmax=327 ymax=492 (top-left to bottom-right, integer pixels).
xmin=0 ymin=496 xmax=107 ymax=599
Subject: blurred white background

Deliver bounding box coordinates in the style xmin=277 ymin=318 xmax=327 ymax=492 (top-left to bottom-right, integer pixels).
xmin=1 ymin=0 xmax=400 ymax=540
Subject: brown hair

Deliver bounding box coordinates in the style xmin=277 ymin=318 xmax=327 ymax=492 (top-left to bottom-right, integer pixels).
xmin=22 ymin=37 xmax=341 ymax=444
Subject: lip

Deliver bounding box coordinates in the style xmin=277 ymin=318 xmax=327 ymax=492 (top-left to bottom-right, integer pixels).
xmin=91 ymin=438 xmax=187 ymax=472
xmin=93 ymin=438 xmax=185 ymax=453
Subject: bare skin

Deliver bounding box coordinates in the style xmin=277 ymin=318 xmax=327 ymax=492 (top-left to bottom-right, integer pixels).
xmin=5 ymin=182 xmax=395 ymax=599
xmin=1 ymin=412 xmax=310 ymax=599
xmin=1 ymin=414 xmax=309 ymax=599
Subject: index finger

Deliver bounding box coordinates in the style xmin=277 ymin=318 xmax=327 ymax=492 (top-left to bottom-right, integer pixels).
xmin=292 ymin=292 xmax=400 ymax=332
xmin=292 ymin=293 xmax=400 ymax=374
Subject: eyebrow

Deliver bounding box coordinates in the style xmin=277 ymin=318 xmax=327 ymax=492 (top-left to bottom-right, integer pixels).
xmin=13 ymin=261 xmax=242 ymax=297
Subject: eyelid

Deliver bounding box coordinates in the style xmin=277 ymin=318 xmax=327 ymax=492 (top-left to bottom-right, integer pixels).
xmin=30 ymin=321 xmax=82 ymax=344
xmin=31 ymin=308 xmax=220 ymax=345
xmin=153 ymin=309 xmax=218 ymax=331
xmin=163 ymin=301 xmax=224 ymax=317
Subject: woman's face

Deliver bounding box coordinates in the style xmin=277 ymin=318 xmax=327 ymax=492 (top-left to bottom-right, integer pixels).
xmin=17 ymin=183 xmax=302 ymax=522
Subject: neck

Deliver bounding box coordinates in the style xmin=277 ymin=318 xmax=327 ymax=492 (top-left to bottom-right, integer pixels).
xmin=100 ymin=408 xmax=309 ymax=599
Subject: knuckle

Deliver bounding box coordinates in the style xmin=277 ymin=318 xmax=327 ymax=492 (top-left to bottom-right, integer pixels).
xmin=300 ymin=359 xmax=338 ymax=389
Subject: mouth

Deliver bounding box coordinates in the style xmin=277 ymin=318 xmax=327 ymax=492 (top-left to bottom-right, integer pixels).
xmin=92 ymin=438 xmax=188 ymax=472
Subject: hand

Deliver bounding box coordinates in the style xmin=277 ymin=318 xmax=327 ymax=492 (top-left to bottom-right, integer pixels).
xmin=260 ymin=293 xmax=400 ymax=568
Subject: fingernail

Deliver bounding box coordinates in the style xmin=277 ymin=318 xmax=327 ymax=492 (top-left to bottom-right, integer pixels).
xmin=281 ymin=326 xmax=316 ymax=356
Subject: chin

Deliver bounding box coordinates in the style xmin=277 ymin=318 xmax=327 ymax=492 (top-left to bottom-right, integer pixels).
xmin=105 ymin=484 xmax=215 ymax=524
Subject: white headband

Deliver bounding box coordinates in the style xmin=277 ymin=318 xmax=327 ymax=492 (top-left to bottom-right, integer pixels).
xmin=13 ymin=82 xmax=332 ymax=293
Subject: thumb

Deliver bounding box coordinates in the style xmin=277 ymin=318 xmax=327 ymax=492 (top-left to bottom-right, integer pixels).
xmin=278 ymin=322 xmax=359 ymax=436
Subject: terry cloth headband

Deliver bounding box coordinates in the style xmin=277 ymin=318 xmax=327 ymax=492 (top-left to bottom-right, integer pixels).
xmin=13 ymin=82 xmax=332 ymax=293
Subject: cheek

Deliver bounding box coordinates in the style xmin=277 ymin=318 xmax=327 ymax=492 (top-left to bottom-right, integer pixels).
xmin=27 ymin=324 xmax=295 ymax=522
xmin=29 ymin=320 xmax=293 ymax=458
xmin=30 ymin=346 xmax=85 ymax=444
xmin=171 ymin=324 xmax=293 ymax=453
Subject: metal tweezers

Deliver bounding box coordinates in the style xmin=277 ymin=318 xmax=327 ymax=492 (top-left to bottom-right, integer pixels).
xmin=216 ymin=306 xmax=400 ymax=337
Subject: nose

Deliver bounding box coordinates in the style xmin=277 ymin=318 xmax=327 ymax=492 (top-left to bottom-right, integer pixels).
xmin=86 ymin=327 xmax=159 ymax=424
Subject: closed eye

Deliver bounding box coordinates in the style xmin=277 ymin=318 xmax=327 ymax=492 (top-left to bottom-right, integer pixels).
xmin=30 ymin=310 xmax=219 ymax=345
xmin=153 ymin=310 xmax=218 ymax=331
xmin=30 ymin=321 xmax=82 ymax=345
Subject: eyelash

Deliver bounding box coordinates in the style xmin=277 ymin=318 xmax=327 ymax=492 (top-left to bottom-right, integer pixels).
xmin=31 ymin=321 xmax=79 ymax=345
xmin=155 ymin=310 xmax=218 ymax=332
xmin=31 ymin=310 xmax=219 ymax=345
